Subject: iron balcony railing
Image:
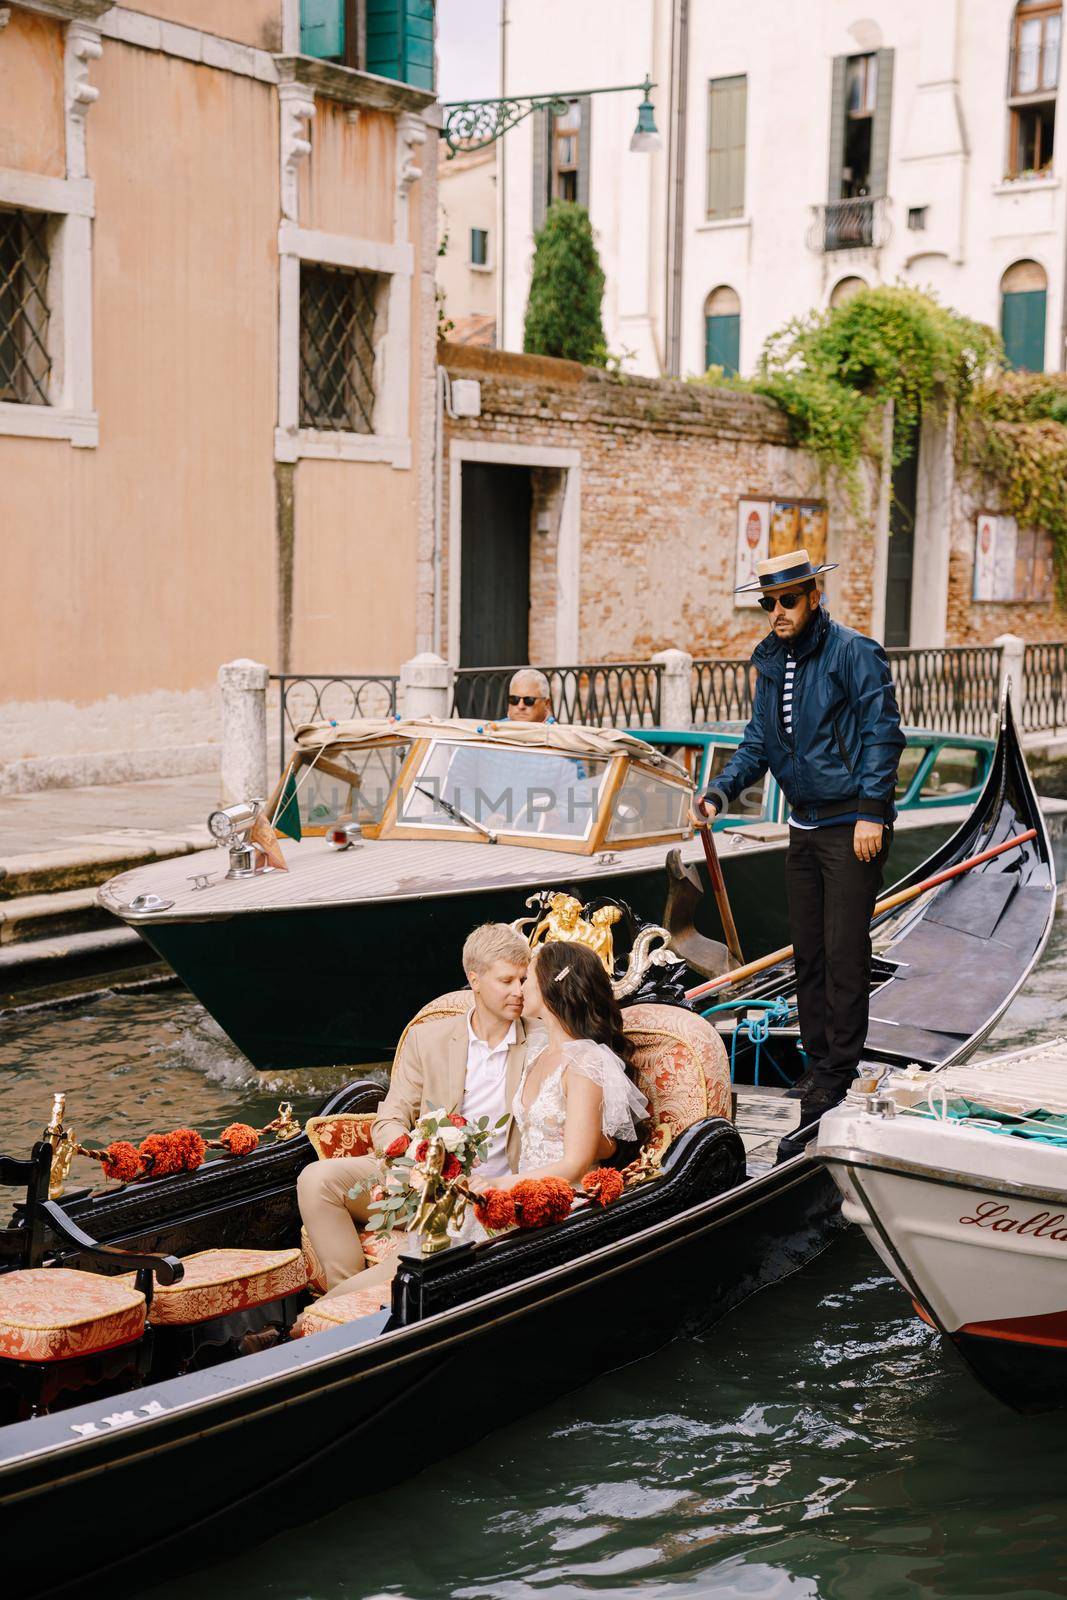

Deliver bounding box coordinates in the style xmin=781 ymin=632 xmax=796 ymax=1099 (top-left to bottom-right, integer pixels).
xmin=690 ymin=645 xmax=1003 ymax=737
xmin=451 ymin=662 xmax=662 ymax=727
xmin=1022 ymin=642 xmax=1067 ymax=733
xmin=271 ymin=673 xmax=399 ymax=757
xmin=806 ymin=195 xmax=891 ymax=253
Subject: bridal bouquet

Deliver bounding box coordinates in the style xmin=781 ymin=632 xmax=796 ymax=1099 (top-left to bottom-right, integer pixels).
xmin=357 ymin=1107 xmax=505 ymax=1235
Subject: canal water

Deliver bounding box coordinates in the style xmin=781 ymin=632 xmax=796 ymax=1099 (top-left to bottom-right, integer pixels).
xmin=3 ymin=911 xmax=1067 ymax=1599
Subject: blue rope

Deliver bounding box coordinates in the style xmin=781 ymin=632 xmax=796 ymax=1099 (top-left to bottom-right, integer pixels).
xmin=702 ymin=996 xmax=794 ymax=1085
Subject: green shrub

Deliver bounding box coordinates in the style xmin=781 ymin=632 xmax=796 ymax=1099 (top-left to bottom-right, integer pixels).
xmin=523 ymin=202 xmax=607 ymax=365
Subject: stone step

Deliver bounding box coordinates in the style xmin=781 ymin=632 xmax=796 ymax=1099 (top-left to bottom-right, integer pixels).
xmin=0 ymin=924 xmax=167 ymax=1007
xmin=0 ymin=886 xmax=113 ymax=945
xmin=0 ymin=832 xmax=207 ymax=901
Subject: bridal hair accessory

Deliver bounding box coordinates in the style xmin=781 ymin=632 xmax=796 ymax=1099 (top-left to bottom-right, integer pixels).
xmin=553 ymin=965 xmax=572 ymax=983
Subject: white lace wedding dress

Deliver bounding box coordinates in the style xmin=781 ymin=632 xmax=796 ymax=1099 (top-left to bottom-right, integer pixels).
xmin=513 ymin=1033 xmax=649 ymax=1167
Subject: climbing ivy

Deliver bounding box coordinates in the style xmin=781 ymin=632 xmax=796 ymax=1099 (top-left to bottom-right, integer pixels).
xmin=965 ymin=371 xmax=1067 ymax=580
xmin=697 ymin=286 xmax=1067 ymax=582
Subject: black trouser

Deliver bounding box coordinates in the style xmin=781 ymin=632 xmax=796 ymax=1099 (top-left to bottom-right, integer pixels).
xmin=784 ymin=822 xmax=890 ymax=1094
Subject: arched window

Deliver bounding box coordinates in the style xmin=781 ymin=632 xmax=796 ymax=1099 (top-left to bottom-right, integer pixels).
xmin=1007 ymin=0 xmax=1061 ymax=177
xmin=1001 ymin=259 xmax=1048 ymax=369
xmin=829 ymin=275 xmax=866 ymax=308
xmin=704 ymin=286 xmax=741 ymax=375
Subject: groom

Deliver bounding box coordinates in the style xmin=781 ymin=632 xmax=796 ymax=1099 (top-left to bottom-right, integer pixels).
xmin=297 ymin=922 xmax=531 ymax=1295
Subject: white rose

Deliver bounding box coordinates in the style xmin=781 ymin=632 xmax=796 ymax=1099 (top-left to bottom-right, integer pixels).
xmin=437 ymin=1123 xmax=465 ymax=1152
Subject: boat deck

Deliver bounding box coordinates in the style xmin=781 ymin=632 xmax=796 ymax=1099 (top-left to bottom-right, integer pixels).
xmin=920 ymin=1035 xmax=1067 ymax=1117
xmin=735 ymin=1084 xmax=800 ymax=1176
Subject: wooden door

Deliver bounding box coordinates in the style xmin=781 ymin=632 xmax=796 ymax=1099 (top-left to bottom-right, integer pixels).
xmin=459 ymin=463 xmax=532 ymax=668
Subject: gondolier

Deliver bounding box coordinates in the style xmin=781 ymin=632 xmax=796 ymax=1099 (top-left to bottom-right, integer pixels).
xmin=697 ymin=548 xmax=905 ymax=1147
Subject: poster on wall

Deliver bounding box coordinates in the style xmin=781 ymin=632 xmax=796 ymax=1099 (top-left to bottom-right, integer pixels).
xmin=735 ymin=498 xmax=771 ymax=608
xmin=974 ymin=514 xmax=1053 ymax=602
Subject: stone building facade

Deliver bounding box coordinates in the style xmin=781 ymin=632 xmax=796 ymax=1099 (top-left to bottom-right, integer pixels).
xmin=441 ymin=341 xmax=1067 ymax=668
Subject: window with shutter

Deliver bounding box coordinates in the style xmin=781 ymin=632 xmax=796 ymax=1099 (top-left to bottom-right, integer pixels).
xmin=365 ymin=0 xmax=434 ymax=90
xmin=704 ymin=286 xmax=741 ymax=375
xmin=706 ymin=76 xmax=747 ymax=219
xmin=1007 ymin=0 xmax=1060 ymax=176
xmin=1001 ymin=259 xmax=1048 ymax=370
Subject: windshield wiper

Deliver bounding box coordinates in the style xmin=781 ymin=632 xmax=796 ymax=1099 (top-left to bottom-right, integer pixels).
xmin=414 ymin=784 xmax=498 ymax=844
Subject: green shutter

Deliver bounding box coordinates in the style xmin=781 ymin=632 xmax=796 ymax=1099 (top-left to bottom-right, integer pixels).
xmin=576 ymin=94 xmax=592 ymax=211
xmin=706 ymin=76 xmax=746 ymax=219
xmin=705 ymin=313 xmax=740 ymax=375
xmin=827 ymin=55 xmax=847 ymax=201
xmin=1002 ymin=289 xmax=1047 ymax=371
xmin=301 ymin=0 xmax=345 ymax=61
xmin=869 ymin=47 xmax=894 ymax=198
xmin=365 ymin=0 xmax=434 ymax=90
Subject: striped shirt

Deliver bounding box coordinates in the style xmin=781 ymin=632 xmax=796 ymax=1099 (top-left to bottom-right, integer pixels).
xmin=782 ymin=653 xmax=796 ymax=736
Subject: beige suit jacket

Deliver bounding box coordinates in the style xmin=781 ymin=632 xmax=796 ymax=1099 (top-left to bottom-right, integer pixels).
xmin=370 ymin=1012 xmax=527 ymax=1172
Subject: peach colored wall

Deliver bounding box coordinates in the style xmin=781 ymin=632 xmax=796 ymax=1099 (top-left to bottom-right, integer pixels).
xmin=139 ymin=0 xmax=282 ymax=51
xmin=303 ymin=103 xmax=396 ymax=242
xmin=290 ymin=461 xmax=417 ymax=669
xmin=0 ymin=10 xmax=65 ymax=177
xmin=4 ymin=44 xmax=279 ymax=713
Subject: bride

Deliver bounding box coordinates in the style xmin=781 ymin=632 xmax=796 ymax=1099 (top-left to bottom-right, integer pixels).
xmin=476 ymin=937 xmax=649 ymax=1191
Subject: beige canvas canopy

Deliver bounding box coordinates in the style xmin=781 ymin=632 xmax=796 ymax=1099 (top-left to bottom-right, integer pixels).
xmin=290 ymin=716 xmax=691 ymax=783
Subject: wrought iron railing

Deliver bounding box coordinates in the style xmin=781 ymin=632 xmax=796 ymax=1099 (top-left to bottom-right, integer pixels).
xmin=690 ymin=659 xmax=755 ymax=724
xmin=271 ymin=674 xmax=399 ymax=757
xmin=806 ymin=195 xmax=891 ymax=253
xmin=885 ymin=646 xmax=1002 ymax=736
xmin=451 ymin=663 xmax=662 ymax=727
xmin=1022 ymin=642 xmax=1067 ymax=733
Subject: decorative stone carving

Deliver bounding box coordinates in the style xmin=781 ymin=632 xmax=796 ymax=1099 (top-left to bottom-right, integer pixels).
xmin=279 ymin=82 xmax=315 ymax=222
xmin=396 ymin=111 xmax=427 ymax=197
xmin=64 ymin=21 xmax=102 ymax=181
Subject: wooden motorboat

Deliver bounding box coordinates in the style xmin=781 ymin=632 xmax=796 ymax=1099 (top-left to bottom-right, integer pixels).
xmin=0 ymin=702 xmax=1053 ymax=1596
xmin=96 ymin=716 xmax=1022 ymax=1070
xmin=817 ymin=1041 xmax=1067 ymax=1414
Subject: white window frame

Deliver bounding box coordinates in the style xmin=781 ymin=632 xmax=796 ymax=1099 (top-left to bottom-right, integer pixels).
xmin=0 ymin=175 xmax=96 ymax=450
xmin=469 ymin=226 xmax=492 ymax=271
xmin=274 ymin=221 xmax=413 ymax=467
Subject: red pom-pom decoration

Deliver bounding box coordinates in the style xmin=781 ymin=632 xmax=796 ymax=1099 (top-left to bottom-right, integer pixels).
xmin=139 ymin=1127 xmax=206 ymax=1177
xmin=102 ymin=1141 xmax=143 ymax=1183
xmin=442 ymin=1153 xmax=462 ymax=1181
xmin=511 ymin=1176 xmax=573 ymax=1228
xmin=385 ymin=1134 xmax=410 ymax=1158
xmin=219 ymin=1122 xmax=259 ymax=1156
xmin=581 ymin=1167 xmax=624 ymax=1207
xmin=480 ymin=1189 xmax=517 ymax=1231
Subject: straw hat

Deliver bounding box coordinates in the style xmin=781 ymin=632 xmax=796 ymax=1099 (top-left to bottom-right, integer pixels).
xmin=735 ymin=547 xmax=838 ymax=595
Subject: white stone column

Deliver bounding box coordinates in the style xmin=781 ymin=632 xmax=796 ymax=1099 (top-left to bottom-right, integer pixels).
xmin=994 ymin=633 xmax=1025 ymax=723
xmin=219 ymin=659 xmax=270 ymax=804
xmin=651 ymin=649 xmax=694 ymax=731
xmin=399 ymin=652 xmax=453 ymax=720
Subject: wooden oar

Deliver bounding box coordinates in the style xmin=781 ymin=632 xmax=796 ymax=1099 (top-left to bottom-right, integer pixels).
xmin=685 ymin=826 xmax=1038 ymax=1003
xmin=695 ymin=800 xmax=745 ymax=968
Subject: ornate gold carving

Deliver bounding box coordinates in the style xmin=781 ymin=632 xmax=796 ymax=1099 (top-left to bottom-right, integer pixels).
xmin=43 ymin=1093 xmax=75 ymax=1200
xmin=410 ymin=1136 xmax=466 ymax=1254
xmin=528 ymin=892 xmax=617 ymax=973
xmin=270 ymin=1102 xmax=302 ymax=1142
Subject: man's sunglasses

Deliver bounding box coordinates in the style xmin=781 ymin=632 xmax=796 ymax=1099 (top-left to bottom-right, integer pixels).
xmin=508 ymin=695 xmax=540 ymax=707
xmin=758 ymin=590 xmax=807 ymax=613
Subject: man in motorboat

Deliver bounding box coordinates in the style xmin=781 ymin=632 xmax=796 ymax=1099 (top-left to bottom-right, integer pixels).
xmin=507 ymin=668 xmax=554 ymax=723
xmin=297 ymin=923 xmax=532 ymax=1295
xmin=694 ymin=548 xmax=904 ymax=1150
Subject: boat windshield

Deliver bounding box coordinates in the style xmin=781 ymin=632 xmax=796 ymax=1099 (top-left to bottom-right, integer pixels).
xmin=296 ymin=742 xmax=413 ymax=830
xmin=397 ymin=741 xmax=612 ymax=841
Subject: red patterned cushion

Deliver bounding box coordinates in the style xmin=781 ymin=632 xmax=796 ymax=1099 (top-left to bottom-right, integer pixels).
xmin=139 ymin=1247 xmax=307 ymax=1326
xmin=305 ymin=1114 xmax=375 ymax=1160
xmin=623 ymin=1003 xmax=731 ymax=1134
xmin=299 ymin=1285 xmax=390 ymax=1335
xmin=0 ymin=1268 xmax=145 ymax=1364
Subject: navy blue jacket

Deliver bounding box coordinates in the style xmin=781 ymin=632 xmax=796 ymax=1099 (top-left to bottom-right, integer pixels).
xmin=704 ymin=606 xmax=905 ymax=823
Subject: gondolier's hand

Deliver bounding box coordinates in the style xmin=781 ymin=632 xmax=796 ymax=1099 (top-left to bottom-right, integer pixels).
xmin=854 ymin=819 xmax=883 ymax=863
xmin=688 ymin=796 xmax=718 ymax=830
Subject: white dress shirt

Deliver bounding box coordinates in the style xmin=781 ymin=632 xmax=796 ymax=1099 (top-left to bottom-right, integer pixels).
xmin=461 ymin=1014 xmax=517 ymax=1177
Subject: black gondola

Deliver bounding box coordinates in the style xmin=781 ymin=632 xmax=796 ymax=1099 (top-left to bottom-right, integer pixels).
xmin=0 ymin=702 xmax=1053 ymax=1599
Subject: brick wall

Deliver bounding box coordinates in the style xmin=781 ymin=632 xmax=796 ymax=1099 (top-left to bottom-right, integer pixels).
xmin=441 ymin=344 xmax=877 ymax=665
xmin=945 ymin=474 xmax=1067 ymax=646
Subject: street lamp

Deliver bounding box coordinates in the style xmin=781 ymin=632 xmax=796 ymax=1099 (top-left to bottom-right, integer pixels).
xmin=441 ymin=75 xmax=660 ymax=157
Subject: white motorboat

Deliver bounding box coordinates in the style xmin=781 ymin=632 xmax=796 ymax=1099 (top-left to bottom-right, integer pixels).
xmin=818 ymin=1037 xmax=1067 ymax=1412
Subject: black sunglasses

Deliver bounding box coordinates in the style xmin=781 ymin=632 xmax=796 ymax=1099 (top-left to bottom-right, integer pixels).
xmin=758 ymin=590 xmax=806 ymax=613
xmin=508 ymin=695 xmax=540 ymax=707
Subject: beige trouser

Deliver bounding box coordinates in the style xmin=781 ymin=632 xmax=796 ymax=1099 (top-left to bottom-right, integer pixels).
xmin=296 ymin=1154 xmax=378 ymax=1294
